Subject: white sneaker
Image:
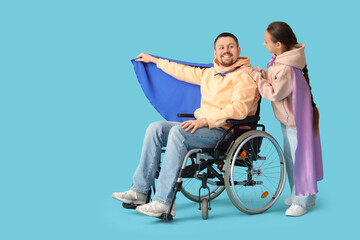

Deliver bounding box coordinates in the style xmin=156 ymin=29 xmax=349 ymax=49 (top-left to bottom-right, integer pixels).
xmin=136 ymin=201 xmax=176 ymax=218
xmin=112 ymin=190 xmax=147 ymax=205
xmin=285 ymin=204 xmax=308 ymax=217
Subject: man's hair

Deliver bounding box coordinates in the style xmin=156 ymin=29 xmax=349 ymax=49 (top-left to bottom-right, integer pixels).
xmin=214 ymin=32 xmax=239 ymax=49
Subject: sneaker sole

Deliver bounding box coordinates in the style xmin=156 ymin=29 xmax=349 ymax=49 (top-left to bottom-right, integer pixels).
xmin=285 ymin=210 xmax=308 ymax=217
xmin=136 ymin=208 xmax=163 ymax=217
xmin=136 ymin=208 xmax=176 ymax=218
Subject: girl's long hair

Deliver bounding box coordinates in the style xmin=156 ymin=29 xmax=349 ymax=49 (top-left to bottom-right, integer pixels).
xmin=267 ymin=21 xmax=319 ymax=134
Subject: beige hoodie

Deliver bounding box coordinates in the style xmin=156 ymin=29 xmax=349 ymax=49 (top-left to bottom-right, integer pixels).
xmin=157 ymin=57 xmax=260 ymax=128
xmin=251 ymin=43 xmax=306 ymax=129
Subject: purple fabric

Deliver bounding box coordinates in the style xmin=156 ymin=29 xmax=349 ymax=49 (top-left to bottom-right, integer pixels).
xmin=267 ymin=56 xmax=275 ymax=68
xmin=291 ymin=67 xmax=323 ymax=196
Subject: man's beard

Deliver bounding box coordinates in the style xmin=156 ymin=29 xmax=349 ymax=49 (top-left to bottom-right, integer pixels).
xmin=219 ymin=58 xmax=236 ymax=67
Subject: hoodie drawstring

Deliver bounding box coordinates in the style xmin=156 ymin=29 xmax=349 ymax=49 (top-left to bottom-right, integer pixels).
xmin=214 ymin=66 xmax=241 ymax=77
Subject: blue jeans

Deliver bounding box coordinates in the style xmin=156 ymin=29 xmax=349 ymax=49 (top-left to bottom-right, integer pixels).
xmin=131 ymin=121 xmax=227 ymax=204
xmin=281 ymin=123 xmax=316 ymax=208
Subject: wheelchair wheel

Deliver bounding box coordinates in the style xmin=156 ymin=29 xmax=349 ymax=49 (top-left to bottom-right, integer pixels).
xmin=201 ymin=199 xmax=209 ymax=220
xmin=180 ymin=156 xmax=225 ymax=202
xmin=224 ymin=130 xmax=286 ymax=214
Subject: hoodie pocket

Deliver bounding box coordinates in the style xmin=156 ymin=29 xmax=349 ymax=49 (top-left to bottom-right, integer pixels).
xmin=282 ymin=101 xmax=290 ymax=123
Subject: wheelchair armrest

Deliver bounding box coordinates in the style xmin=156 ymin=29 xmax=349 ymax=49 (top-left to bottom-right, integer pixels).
xmin=178 ymin=114 xmax=259 ymax=126
xmin=177 ymin=113 xmax=195 ymax=118
xmin=226 ymin=115 xmax=260 ymax=126
xmin=177 ymin=114 xmax=259 ymax=125
xmin=211 ymin=116 xmax=261 ymax=159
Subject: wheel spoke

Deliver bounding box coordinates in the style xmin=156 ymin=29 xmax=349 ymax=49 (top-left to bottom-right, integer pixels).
xmin=225 ymin=130 xmax=286 ymax=214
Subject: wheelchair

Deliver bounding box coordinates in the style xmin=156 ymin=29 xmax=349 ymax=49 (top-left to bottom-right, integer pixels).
xmin=123 ymin=101 xmax=286 ymax=221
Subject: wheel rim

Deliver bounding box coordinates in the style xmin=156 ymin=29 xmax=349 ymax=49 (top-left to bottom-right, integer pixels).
xmin=225 ymin=130 xmax=286 ymax=214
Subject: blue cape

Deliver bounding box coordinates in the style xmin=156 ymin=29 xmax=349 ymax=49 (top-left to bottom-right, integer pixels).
xmin=131 ymin=56 xmax=213 ymax=122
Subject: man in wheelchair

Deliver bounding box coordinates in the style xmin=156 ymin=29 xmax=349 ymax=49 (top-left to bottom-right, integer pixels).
xmin=113 ymin=33 xmax=264 ymax=219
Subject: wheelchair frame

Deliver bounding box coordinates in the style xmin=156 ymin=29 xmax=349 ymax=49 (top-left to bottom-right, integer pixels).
xmin=123 ymin=101 xmax=286 ymax=221
xmin=158 ymin=111 xmax=286 ymax=221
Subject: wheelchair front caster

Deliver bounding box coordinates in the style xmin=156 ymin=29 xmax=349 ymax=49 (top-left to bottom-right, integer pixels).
xmin=202 ymin=199 xmax=209 ymax=220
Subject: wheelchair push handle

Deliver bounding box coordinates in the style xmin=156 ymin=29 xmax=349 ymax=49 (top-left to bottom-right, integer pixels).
xmin=177 ymin=113 xmax=195 ymax=118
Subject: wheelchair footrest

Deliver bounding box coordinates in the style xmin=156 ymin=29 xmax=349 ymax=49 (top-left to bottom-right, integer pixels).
xmin=159 ymin=213 xmax=173 ymax=221
xmin=233 ymin=180 xmax=263 ymax=186
xmin=122 ymin=202 xmax=140 ymax=209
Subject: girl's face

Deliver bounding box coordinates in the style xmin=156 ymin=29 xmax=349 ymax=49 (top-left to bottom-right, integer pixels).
xmin=264 ymin=30 xmax=278 ymax=54
xmin=264 ymin=30 xmax=284 ymax=56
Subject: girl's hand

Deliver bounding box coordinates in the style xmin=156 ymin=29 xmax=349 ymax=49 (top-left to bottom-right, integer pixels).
xmin=135 ymin=52 xmax=158 ymax=64
xmin=180 ymin=118 xmax=209 ymax=133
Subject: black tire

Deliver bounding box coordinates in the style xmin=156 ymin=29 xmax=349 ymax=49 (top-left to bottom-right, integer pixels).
xmin=201 ymin=199 xmax=208 ymax=220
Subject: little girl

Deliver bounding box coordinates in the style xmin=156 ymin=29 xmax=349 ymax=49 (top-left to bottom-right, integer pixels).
xmin=251 ymin=22 xmax=323 ymax=217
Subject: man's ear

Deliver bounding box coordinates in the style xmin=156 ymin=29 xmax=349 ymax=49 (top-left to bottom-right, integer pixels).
xmin=213 ymin=49 xmax=216 ymax=58
xmin=238 ymin=47 xmax=241 ymax=56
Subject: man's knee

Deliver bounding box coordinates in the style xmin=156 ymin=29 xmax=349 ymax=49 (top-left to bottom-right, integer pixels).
xmin=168 ymin=125 xmax=186 ymax=140
xmin=146 ymin=121 xmax=167 ymax=135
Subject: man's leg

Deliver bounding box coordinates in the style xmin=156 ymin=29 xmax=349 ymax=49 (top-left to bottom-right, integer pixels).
xmin=154 ymin=125 xmax=226 ymax=203
xmin=136 ymin=125 xmax=226 ymax=217
xmin=131 ymin=121 xmax=179 ymax=194
xmin=112 ymin=121 xmax=179 ymax=204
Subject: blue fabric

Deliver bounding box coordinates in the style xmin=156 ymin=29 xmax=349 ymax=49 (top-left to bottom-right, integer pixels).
xmin=131 ymin=56 xmax=213 ymax=122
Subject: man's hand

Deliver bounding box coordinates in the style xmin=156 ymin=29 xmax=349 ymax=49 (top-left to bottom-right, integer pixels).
xmin=180 ymin=118 xmax=209 ymax=133
xmin=135 ymin=52 xmax=158 ymax=64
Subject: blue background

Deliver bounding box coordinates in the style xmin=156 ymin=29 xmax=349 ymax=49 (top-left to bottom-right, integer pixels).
xmin=1 ymin=0 xmax=358 ymax=239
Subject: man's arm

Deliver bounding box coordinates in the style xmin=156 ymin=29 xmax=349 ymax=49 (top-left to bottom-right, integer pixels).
xmin=136 ymin=52 xmax=159 ymax=64
xmin=180 ymin=118 xmax=208 ymax=134
xmin=136 ymin=52 xmax=205 ymax=85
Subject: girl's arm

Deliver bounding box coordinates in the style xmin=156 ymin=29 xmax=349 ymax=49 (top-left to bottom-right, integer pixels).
xmin=251 ymin=65 xmax=293 ymax=102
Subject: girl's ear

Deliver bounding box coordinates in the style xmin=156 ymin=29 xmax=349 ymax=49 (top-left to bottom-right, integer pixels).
xmin=276 ymin=42 xmax=282 ymax=49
